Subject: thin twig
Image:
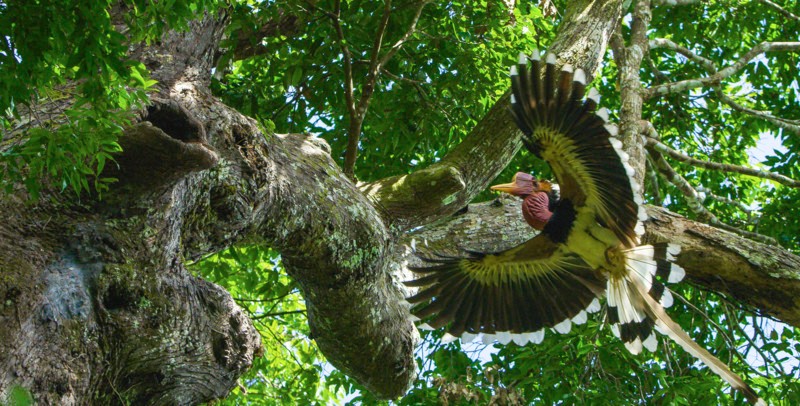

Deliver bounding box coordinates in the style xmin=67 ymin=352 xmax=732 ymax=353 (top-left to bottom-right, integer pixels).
xmin=652 ymin=0 xmax=702 ymax=5
xmin=252 ymin=309 xmax=307 ymax=320
xmin=694 ymin=185 xmax=753 ymax=214
xmin=377 ymin=1 xmax=430 ymax=68
xmin=757 ymin=0 xmax=800 ymax=22
xmin=324 ymin=0 xmax=356 ymax=121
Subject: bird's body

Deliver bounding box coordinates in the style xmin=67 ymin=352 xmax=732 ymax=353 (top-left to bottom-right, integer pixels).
xmin=405 ymin=49 xmax=764 ymax=404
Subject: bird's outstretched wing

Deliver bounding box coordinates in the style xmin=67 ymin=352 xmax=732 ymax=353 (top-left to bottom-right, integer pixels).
xmin=509 ymin=51 xmax=644 ymax=248
xmin=405 ymin=234 xmax=605 ymax=345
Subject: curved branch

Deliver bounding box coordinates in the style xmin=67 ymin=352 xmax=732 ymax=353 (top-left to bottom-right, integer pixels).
xmin=644 ymin=137 xmax=800 ymax=188
xmin=695 ymin=185 xmax=754 ymax=214
xmin=645 ymin=42 xmax=800 ymax=99
xmin=757 ymin=0 xmax=800 ymax=22
xmin=649 ymin=37 xmax=717 ymax=72
xmin=650 ymin=38 xmax=800 ymax=135
xmin=711 ymin=87 xmax=800 ymax=135
xmin=647 ymin=146 xmax=777 ymax=245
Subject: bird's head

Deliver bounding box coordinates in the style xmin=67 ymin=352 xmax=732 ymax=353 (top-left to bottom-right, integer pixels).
xmin=491 ymin=172 xmax=552 ymax=197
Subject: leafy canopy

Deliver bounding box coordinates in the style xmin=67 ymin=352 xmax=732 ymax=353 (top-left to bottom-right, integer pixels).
xmin=205 ymin=0 xmax=800 ymax=404
xmin=2 ymin=0 xmax=799 ymax=404
xmin=0 ymin=0 xmax=217 ymax=198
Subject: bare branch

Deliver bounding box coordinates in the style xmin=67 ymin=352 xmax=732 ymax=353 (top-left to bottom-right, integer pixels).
xmin=324 ymin=0 xmax=356 ymax=120
xmin=342 ymin=0 xmax=393 ymax=178
xmin=645 ymin=156 xmax=663 ymax=205
xmin=615 ymin=0 xmax=652 ymax=187
xmin=377 ymin=1 xmax=430 ymax=69
xmin=647 ymin=146 xmax=709 ymax=219
xmin=649 ymin=38 xmax=716 ymax=72
xmin=646 ymin=42 xmax=800 ymax=99
xmin=695 ymin=185 xmax=754 ymax=214
xmin=652 ymin=0 xmax=702 ymax=5
xmin=757 ymin=0 xmax=800 ymax=22
xmin=650 ymin=38 xmax=800 ymax=135
xmin=334 ymin=0 xmax=429 ymax=179
xmin=609 ymin=20 xmax=626 ymax=67
xmin=648 ymin=147 xmax=778 ymax=245
xmin=712 ymin=87 xmax=800 ymax=135
xmin=630 ymin=0 xmax=652 ymax=46
xmin=644 ymin=137 xmax=800 ymax=188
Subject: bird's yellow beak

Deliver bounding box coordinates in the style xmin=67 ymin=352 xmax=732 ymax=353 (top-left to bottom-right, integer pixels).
xmin=490 ymin=181 xmax=518 ymax=194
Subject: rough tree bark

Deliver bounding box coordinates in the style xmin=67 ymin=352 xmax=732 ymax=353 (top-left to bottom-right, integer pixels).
xmin=1 ymin=1 xmax=798 ymax=404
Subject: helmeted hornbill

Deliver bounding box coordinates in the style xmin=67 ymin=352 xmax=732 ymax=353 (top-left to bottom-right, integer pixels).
xmin=404 ymin=50 xmax=764 ymax=405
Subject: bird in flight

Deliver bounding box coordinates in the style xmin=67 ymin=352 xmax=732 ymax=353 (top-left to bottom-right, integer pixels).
xmin=404 ymin=50 xmax=764 ymax=405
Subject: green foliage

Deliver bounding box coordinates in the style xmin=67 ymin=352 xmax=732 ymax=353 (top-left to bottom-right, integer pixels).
xmin=2 ymin=385 xmax=33 ymax=406
xmin=212 ymin=0 xmax=554 ymax=181
xmin=191 ymin=246 xmax=344 ymax=405
xmin=644 ymin=0 xmax=800 ymax=251
xmin=0 ymin=0 xmax=215 ymax=198
xmin=4 ymin=0 xmax=799 ymax=404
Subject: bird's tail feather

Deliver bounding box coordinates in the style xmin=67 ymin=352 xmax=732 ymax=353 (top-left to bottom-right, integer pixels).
xmin=629 ymin=273 xmax=765 ymax=405
xmin=607 ymin=243 xmax=683 ymax=354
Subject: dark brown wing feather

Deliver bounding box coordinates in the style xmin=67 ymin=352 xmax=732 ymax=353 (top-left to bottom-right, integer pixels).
xmin=405 ymin=234 xmax=606 ymax=337
xmin=509 ymin=51 xmax=641 ymax=247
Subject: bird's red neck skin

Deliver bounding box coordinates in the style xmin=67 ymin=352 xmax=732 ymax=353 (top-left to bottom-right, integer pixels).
xmin=522 ymin=192 xmax=552 ymax=230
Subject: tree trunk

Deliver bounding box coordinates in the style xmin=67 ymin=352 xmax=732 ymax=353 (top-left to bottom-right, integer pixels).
xmin=2 ymin=2 xmax=798 ymax=404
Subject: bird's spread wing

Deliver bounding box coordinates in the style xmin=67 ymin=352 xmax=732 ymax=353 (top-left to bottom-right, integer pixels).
xmin=405 ymin=234 xmax=605 ymax=344
xmin=509 ymin=50 xmax=644 ymax=247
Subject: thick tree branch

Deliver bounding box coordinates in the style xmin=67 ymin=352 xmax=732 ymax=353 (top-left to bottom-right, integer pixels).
xmin=0 ymin=14 xmax=266 ymax=405
xmin=646 ymin=42 xmax=800 ymax=99
xmin=403 ymin=200 xmax=800 ymax=327
xmin=644 ymin=137 xmax=800 ymax=188
xmin=614 ymin=0 xmax=651 ymax=186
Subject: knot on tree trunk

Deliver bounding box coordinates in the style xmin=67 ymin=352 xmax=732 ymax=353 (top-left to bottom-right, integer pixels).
xmin=102 ymin=99 xmax=220 ymax=196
